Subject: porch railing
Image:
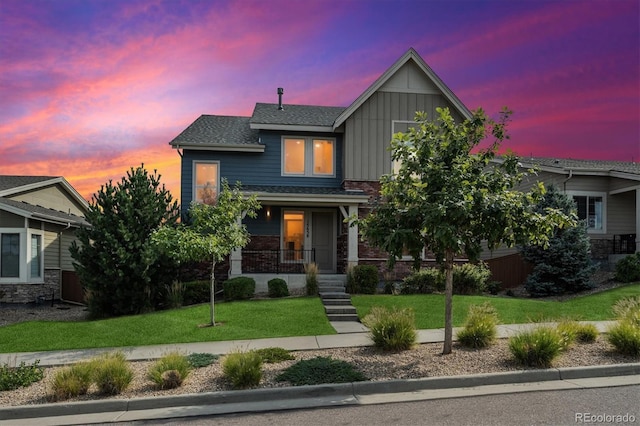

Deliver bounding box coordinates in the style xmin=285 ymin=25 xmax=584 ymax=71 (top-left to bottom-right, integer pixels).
xmin=613 ymin=234 xmax=636 ymax=254
xmin=241 ymin=249 xmax=316 ymax=274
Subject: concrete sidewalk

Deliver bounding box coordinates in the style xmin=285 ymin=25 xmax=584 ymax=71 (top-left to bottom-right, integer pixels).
xmin=1 ymin=320 xmax=639 ymax=425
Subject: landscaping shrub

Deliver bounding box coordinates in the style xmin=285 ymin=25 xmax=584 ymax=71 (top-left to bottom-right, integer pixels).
xmin=182 ymin=280 xmax=210 ymax=305
xmin=92 ymin=352 xmax=133 ymax=395
xmin=612 ymin=295 xmax=640 ymax=326
xmin=276 ymin=357 xmax=367 ymax=386
xmin=50 ymin=362 xmax=93 ymax=401
xmin=223 ymin=277 xmax=256 ymax=301
xmin=555 ymin=321 xmax=599 ymax=346
xmin=0 ymin=360 xmax=44 ymax=391
xmin=615 ymin=253 xmax=640 ymax=283
xmin=452 ymin=262 xmax=491 ymax=295
xmin=400 ymin=268 xmax=442 ymax=294
xmin=607 ymin=321 xmax=640 ymax=356
xmin=222 ymin=349 xmax=263 ymax=389
xmin=486 ymin=281 xmax=502 ymax=295
xmin=267 ymin=278 xmax=289 ymax=298
xmin=508 ymin=326 xmax=564 ymax=368
xmin=345 ymin=265 xmax=356 ymax=294
xmin=352 ymin=265 xmax=379 ymax=294
xmin=362 ymin=306 xmax=417 ymax=351
xmin=456 ymin=302 xmax=499 ymax=349
xmin=148 ymin=352 xmax=192 ymax=390
xmin=305 ymin=263 xmax=319 ymax=295
xmin=165 ymin=281 xmax=185 ymax=309
xmin=187 ymin=353 xmax=219 ymax=368
xmin=253 ymin=347 xmax=295 ymax=363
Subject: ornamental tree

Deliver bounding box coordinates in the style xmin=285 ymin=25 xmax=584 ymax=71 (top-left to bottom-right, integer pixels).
xmin=152 ymin=179 xmax=260 ymax=326
xmin=70 ymin=165 xmax=179 ymax=318
xmin=358 ymin=107 xmax=574 ymax=354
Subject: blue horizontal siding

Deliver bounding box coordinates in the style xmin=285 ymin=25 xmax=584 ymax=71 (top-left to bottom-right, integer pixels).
xmin=180 ymin=130 xmax=343 ymax=212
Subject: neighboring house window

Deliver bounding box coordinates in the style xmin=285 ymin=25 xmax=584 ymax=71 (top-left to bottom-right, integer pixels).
xmin=0 ymin=230 xmax=44 ymax=282
xmin=282 ymin=210 xmax=305 ymax=261
xmin=1 ymin=233 xmax=20 ymax=278
xmin=282 ymin=137 xmax=335 ymax=177
xmin=193 ymin=161 xmax=219 ymax=205
xmin=569 ymin=192 xmax=606 ymax=233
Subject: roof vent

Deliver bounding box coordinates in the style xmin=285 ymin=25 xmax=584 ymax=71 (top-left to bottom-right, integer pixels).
xmin=277 ymin=87 xmax=284 ymax=110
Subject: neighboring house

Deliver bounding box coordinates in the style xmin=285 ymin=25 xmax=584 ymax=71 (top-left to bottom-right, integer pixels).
xmin=481 ymin=157 xmax=639 ymax=286
xmin=0 ymin=176 xmax=89 ymax=303
xmin=169 ymin=48 xmax=471 ymax=290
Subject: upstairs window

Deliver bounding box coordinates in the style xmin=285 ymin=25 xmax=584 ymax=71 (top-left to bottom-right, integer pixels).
xmin=570 ymin=192 xmax=606 ymax=233
xmin=283 ymin=137 xmax=334 ymax=177
xmin=193 ymin=161 xmax=219 ymax=205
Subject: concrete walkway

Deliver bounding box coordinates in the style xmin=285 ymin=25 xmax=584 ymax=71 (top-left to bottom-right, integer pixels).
xmin=1 ymin=321 xmax=639 ymax=425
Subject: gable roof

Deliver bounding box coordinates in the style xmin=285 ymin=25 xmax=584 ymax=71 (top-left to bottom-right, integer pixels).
xmin=333 ymin=48 xmax=472 ymax=129
xmin=249 ymin=103 xmax=347 ymax=132
xmin=0 ymin=197 xmax=88 ymax=227
xmin=169 ymin=115 xmax=263 ymax=152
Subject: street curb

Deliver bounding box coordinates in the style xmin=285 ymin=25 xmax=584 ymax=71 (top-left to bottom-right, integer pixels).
xmin=1 ymin=363 xmax=638 ymax=421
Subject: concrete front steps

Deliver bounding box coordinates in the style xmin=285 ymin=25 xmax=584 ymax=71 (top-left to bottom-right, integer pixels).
xmin=318 ymin=275 xmax=359 ymax=323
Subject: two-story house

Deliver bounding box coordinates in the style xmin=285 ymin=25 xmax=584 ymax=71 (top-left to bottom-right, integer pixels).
xmin=170 ymin=47 xmax=639 ymax=292
xmin=169 ymin=48 xmax=471 ymax=291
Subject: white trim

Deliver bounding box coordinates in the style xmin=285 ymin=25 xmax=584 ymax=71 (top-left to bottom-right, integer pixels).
xmin=250 ymin=123 xmax=335 ymax=133
xmin=244 ymin=192 xmax=368 ymax=206
xmin=173 ymin=143 xmax=264 ymax=153
xmin=192 ymin=160 xmax=220 ymax=204
xmin=566 ymin=190 xmax=607 ymax=234
xmin=610 ymin=184 xmax=640 ymax=195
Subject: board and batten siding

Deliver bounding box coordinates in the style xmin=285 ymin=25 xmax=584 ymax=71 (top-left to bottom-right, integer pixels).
xmin=344 ymin=91 xmax=463 ymax=181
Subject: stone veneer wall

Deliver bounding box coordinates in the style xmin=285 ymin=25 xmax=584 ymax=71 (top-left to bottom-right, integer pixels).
xmin=0 ymin=268 xmax=60 ymax=304
xmin=589 ymin=238 xmax=612 ymax=260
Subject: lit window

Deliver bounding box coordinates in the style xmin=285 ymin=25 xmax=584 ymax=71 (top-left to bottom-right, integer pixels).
xmin=283 ymin=211 xmax=304 ymax=261
xmin=194 ymin=162 xmax=219 ymax=205
xmin=284 ymin=139 xmax=305 ymax=174
xmin=1 ymin=233 xmax=20 ymax=278
xmin=283 ymin=137 xmax=334 ymax=177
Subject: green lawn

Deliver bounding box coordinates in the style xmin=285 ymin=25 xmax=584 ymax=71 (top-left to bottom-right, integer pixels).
xmin=1 ymin=284 xmax=637 ymax=354
xmin=0 ymin=297 xmax=335 ymax=353
xmin=352 ymin=283 xmax=640 ymax=329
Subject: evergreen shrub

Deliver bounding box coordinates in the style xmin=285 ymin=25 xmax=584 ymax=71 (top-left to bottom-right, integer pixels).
xmin=223 ymin=277 xmax=256 ymax=301
xmin=352 ymin=265 xmax=379 ymax=294
xmin=615 ymin=253 xmax=640 ymax=283
xmin=267 ymin=278 xmax=289 ymax=298
xmin=451 ymin=262 xmax=491 ymax=295
xmin=183 ymin=280 xmax=210 ymax=305
xmin=400 ymin=268 xmax=442 ymax=294
xmin=276 ymin=357 xmax=367 ymax=386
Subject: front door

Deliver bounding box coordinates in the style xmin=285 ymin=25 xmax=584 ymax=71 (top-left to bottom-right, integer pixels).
xmin=311 ymin=211 xmax=336 ymax=273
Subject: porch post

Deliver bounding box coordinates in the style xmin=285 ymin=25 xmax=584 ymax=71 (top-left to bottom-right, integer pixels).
xmin=636 ymin=189 xmax=640 ymax=253
xmin=347 ymin=204 xmax=359 ymax=268
xmin=230 ymin=215 xmax=243 ymax=276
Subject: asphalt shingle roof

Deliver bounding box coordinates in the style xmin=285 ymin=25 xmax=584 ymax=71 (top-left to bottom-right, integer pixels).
xmin=169 ymin=115 xmax=260 ymax=147
xmin=250 ymin=103 xmax=346 ymax=127
xmin=0 ymin=176 xmax=57 ymax=192
xmin=0 ymin=197 xmax=88 ymax=226
xmin=524 ymin=157 xmax=640 ymax=175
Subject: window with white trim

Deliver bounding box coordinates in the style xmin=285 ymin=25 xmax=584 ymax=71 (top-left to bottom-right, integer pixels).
xmin=193 ymin=161 xmax=219 ymax=205
xmin=569 ymin=192 xmax=606 ymax=233
xmin=282 ymin=210 xmax=305 ymax=261
xmin=391 ymin=120 xmax=419 ymax=174
xmin=282 ymin=137 xmax=334 ymax=177
xmin=0 ymin=229 xmax=44 ymax=282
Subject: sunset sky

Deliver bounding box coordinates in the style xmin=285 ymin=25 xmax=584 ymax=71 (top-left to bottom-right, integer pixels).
xmin=1 ymin=0 xmax=638 ymax=202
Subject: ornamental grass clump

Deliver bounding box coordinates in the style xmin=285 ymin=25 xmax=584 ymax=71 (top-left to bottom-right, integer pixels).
xmin=456 ymin=302 xmax=499 ymax=349
xmin=222 ymin=349 xmax=263 ymax=389
xmin=50 ymin=361 xmax=93 ymax=401
xmin=148 ymin=352 xmax=192 ymax=390
xmin=92 ymin=351 xmax=133 ymax=395
xmin=362 ymin=306 xmax=417 ymax=351
xmin=509 ymin=326 xmax=564 ymax=368
xmin=607 ymin=296 xmax=640 ymax=356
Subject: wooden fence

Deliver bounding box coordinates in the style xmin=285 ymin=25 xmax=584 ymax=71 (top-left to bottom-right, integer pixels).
xmin=485 ymin=253 xmax=533 ymax=289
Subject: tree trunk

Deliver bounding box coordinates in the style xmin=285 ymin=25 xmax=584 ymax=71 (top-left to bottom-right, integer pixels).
xmin=209 ymin=257 xmax=216 ymax=326
xmin=442 ymin=249 xmax=455 ymax=355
